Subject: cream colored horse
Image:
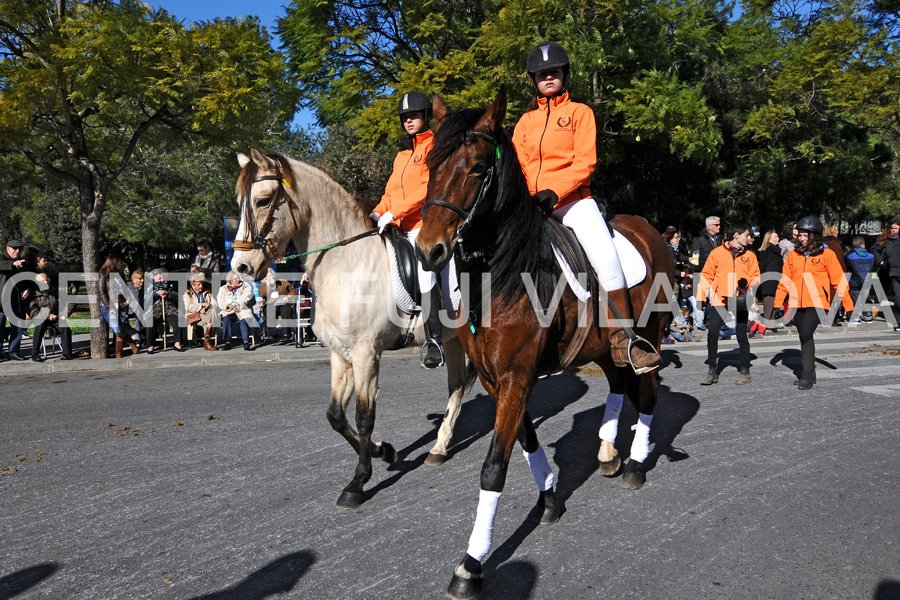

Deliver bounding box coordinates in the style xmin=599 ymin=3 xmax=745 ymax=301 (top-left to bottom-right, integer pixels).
xmin=231 ymin=148 xmax=468 ymax=508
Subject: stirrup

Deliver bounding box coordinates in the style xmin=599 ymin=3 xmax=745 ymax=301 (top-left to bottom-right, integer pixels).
xmin=628 ymin=335 xmax=662 ymax=375
xmin=420 ymin=339 xmax=445 ymax=369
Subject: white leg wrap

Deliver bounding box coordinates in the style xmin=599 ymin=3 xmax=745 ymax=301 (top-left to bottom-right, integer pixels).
xmin=630 ymin=413 xmax=654 ymax=463
xmin=556 ymin=198 xmax=626 ymax=290
xmin=599 ymin=393 xmax=624 ymax=442
xmin=522 ymin=446 xmax=555 ymax=491
xmin=466 ymin=490 xmax=501 ymax=562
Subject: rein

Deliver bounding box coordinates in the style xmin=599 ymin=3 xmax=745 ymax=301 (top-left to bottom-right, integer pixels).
xmin=421 ymin=131 xmax=500 ymax=261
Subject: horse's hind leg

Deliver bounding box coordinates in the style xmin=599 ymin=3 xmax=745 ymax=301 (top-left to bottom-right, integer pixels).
xmin=426 ymin=334 xmax=466 ymax=466
xmin=597 ymin=358 xmax=626 ymax=477
xmin=518 ymin=411 xmax=561 ymax=525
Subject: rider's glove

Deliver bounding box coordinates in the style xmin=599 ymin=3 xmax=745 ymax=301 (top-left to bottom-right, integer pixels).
xmin=377 ymin=211 xmax=394 ymax=234
xmin=533 ymin=190 xmax=558 ymax=217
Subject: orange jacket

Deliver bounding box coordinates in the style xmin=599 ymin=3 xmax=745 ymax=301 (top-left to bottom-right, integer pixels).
xmin=512 ymin=92 xmax=596 ymax=209
xmin=372 ymin=130 xmax=434 ymax=231
xmin=774 ymin=245 xmax=853 ymax=311
xmin=696 ymin=243 xmax=761 ymax=306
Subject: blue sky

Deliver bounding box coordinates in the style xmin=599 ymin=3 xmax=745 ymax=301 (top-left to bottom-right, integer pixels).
xmin=152 ymin=0 xmax=317 ymax=129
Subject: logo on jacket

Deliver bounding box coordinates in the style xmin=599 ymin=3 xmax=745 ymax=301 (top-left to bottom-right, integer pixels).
xmin=556 ymin=115 xmax=572 ymax=128
xmin=811 ymin=257 xmax=821 ymax=264
xmin=739 ymin=255 xmax=750 ymax=263
xmin=413 ymin=153 xmax=424 ymax=164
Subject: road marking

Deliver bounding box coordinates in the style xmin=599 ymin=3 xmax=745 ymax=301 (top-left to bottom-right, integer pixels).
xmin=850 ymin=384 xmax=900 ymax=397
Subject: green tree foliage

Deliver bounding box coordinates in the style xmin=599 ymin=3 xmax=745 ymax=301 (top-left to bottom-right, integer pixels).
xmin=0 ymin=0 xmax=296 ymax=356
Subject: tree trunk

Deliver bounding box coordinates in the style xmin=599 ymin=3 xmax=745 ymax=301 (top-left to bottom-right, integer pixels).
xmin=81 ymin=177 xmax=108 ymax=359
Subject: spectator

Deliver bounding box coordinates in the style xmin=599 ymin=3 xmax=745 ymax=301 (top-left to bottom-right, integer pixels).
xmin=749 ymin=230 xmax=783 ymax=338
xmin=696 ymin=222 xmax=760 ymax=385
xmin=669 ymin=306 xmax=696 ymax=342
xmin=217 ymin=271 xmax=256 ymax=351
xmin=183 ymin=272 xmax=219 ymax=351
xmin=297 ymin=274 xmax=318 ymax=345
xmin=872 ymin=219 xmax=899 ymax=286
xmin=774 ymin=216 xmax=854 ymax=390
xmin=147 ymin=269 xmax=184 ymax=353
xmin=879 ymin=221 xmax=900 ymax=332
xmin=191 ymin=242 xmax=220 ymax=277
xmin=845 ymin=236 xmax=875 ymax=323
xmin=821 ymin=223 xmax=847 ymax=271
xmin=97 ymin=255 xmax=140 ymax=358
xmin=663 ymin=226 xmax=692 ymax=306
xmin=1 ymin=239 xmax=34 ymax=361
xmin=689 ymin=216 xmax=722 ymax=329
xmin=123 ymin=269 xmax=148 ymax=337
xmin=779 ymin=220 xmax=798 ymax=258
xmin=257 ymin=267 xmax=296 ymax=341
xmin=24 ymin=272 xmax=58 ymax=362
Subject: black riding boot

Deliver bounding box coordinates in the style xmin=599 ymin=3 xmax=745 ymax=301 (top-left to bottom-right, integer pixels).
xmin=421 ymin=286 xmax=444 ymax=369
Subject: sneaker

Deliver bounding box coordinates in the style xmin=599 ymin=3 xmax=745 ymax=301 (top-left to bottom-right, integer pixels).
xmin=735 ymin=371 xmax=751 ymax=385
xmin=660 ymin=336 xmax=675 ymax=345
xmin=700 ymin=370 xmax=718 ymax=385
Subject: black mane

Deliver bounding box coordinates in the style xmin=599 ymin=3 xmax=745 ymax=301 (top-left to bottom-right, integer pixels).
xmin=430 ymin=108 xmax=558 ymax=308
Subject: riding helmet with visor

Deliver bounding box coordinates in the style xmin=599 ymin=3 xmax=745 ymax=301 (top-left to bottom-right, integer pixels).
xmin=526 ymin=41 xmax=570 ymax=93
xmin=796 ymin=215 xmax=824 ymax=235
xmin=397 ymin=91 xmax=431 ymax=127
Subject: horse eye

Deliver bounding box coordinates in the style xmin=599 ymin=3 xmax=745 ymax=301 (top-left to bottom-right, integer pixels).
xmin=470 ymin=162 xmax=486 ymax=176
xmin=256 ymin=196 xmax=272 ymax=208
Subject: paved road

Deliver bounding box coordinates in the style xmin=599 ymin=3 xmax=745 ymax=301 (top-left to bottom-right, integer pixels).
xmin=1 ymin=324 xmax=899 ymax=599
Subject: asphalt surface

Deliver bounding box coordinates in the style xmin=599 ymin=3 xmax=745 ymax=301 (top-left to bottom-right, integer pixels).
xmin=1 ymin=322 xmax=899 ymax=600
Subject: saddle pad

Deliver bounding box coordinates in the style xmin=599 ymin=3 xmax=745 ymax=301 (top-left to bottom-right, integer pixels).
xmin=552 ymin=228 xmax=647 ymax=300
xmin=385 ymin=237 xmax=419 ymax=315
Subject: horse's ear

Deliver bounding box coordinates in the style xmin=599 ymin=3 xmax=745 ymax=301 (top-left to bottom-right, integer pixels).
xmin=249 ymin=147 xmax=271 ymax=170
xmin=475 ymin=86 xmax=507 ymax=133
xmin=237 ymin=152 xmax=250 ymax=169
xmin=432 ymin=94 xmax=448 ymax=129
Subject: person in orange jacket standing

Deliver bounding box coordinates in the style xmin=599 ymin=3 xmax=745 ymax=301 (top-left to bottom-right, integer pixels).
xmin=695 ymin=223 xmax=761 ymax=385
xmin=370 ymin=91 xmax=444 ymax=369
xmin=774 ymin=215 xmax=853 ymax=390
xmin=512 ymin=41 xmax=660 ymax=375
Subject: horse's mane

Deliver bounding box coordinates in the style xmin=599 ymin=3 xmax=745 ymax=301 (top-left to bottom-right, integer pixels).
xmin=430 ymin=109 xmax=557 ymax=308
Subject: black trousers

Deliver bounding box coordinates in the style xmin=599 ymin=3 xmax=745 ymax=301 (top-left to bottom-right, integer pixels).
xmin=707 ymin=306 xmax=750 ymax=371
xmin=794 ymin=308 xmax=820 ymax=381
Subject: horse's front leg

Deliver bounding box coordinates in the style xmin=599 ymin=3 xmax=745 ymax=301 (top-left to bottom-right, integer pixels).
xmin=447 ymin=380 xmax=528 ymax=600
xmin=518 ymin=411 xmax=561 ymax=525
xmin=619 ymin=370 xmax=659 ymax=490
xmin=426 ymin=334 xmax=467 ymax=465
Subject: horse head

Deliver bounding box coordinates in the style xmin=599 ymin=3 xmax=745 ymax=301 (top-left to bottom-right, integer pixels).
xmin=416 ymin=88 xmax=508 ymax=272
xmin=231 ymin=148 xmax=305 ymax=280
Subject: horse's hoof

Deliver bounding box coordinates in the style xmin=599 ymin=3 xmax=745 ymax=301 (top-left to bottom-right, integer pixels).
xmin=533 ymin=489 xmax=561 ymax=525
xmin=621 ymin=459 xmax=646 ymax=490
xmin=425 ymin=452 xmax=449 ymax=466
xmin=598 ymin=455 xmax=622 ymax=477
xmin=378 ymin=441 xmax=398 ymax=464
xmin=335 ymin=490 xmax=365 ymax=509
xmin=447 ymin=557 xmax=483 ymax=600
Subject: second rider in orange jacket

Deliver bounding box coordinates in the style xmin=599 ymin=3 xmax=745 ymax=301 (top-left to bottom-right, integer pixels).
xmin=370 ymin=92 xmax=445 ymax=369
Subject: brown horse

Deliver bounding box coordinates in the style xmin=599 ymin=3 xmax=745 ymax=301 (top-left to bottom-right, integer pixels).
xmin=415 ymin=90 xmax=675 ymax=599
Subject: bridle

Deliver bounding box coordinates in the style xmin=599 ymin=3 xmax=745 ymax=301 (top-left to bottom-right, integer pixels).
xmin=421 ymin=131 xmax=499 ymax=261
xmin=232 ymin=174 xmax=302 ymax=261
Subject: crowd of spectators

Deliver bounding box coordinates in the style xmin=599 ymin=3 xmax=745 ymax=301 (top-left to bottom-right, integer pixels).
xmin=0 ymin=240 xmax=318 ymax=361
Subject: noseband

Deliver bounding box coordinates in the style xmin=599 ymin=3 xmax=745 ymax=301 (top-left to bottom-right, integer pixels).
xmin=421 ymin=131 xmax=499 ymax=261
xmin=233 ymin=174 xmax=302 ymax=261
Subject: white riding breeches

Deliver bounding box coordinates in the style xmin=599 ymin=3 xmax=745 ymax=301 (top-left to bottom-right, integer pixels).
xmin=553 ymin=198 xmax=626 ymax=291
xmin=405 ymin=227 xmax=437 ymax=293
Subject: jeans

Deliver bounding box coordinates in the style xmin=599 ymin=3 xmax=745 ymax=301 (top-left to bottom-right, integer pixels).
xmin=222 ymin=313 xmax=250 ymax=344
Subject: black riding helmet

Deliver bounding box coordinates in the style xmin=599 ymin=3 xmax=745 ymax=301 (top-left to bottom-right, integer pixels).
xmin=796 ymin=215 xmax=824 ymax=235
xmin=526 ymin=41 xmax=570 ymax=95
xmin=397 ymin=91 xmax=431 ymax=134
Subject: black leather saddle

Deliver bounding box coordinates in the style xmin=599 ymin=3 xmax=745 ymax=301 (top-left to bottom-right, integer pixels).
xmin=383 ymin=223 xmax=421 ymax=307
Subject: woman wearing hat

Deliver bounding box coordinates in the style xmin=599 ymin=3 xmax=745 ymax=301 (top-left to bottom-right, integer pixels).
xmin=369 ymin=91 xmax=445 ymax=369
xmin=0 ymin=239 xmax=33 ymax=360
xmin=512 ymin=41 xmax=660 ymax=375
xmin=774 ymin=216 xmax=853 ymax=390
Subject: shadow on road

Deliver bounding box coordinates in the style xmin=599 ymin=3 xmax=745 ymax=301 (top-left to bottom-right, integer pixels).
xmin=189 ymin=550 xmax=316 ymax=600
xmin=874 ymin=579 xmax=900 ymax=600
xmin=0 ymin=563 xmax=60 ymax=600
xmin=769 ymin=349 xmax=839 ymax=377
xmin=482 ymin=559 xmax=537 ymax=599
xmin=644 ymin=383 xmax=700 ymax=470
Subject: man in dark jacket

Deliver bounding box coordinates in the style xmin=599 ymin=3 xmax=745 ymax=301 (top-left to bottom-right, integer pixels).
xmin=0 ymin=239 xmax=35 ymax=360
xmin=845 ymin=236 xmax=876 ymax=323
xmin=689 ymin=216 xmax=722 ymax=329
xmin=882 ymin=224 xmax=900 ymax=331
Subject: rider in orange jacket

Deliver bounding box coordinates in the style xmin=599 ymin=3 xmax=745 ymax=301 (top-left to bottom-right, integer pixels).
xmin=370 ymin=92 xmax=444 ymax=369
xmin=512 ymin=41 xmax=660 ymax=375
xmin=695 ymin=223 xmax=760 ymax=385
xmin=773 ymin=215 xmax=853 ymax=390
